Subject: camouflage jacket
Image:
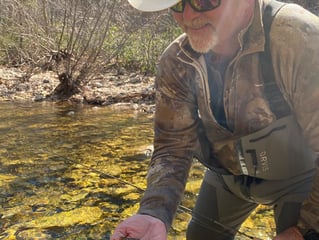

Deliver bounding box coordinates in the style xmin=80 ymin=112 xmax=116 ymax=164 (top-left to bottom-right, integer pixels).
xmin=138 ymin=0 xmax=319 ymax=232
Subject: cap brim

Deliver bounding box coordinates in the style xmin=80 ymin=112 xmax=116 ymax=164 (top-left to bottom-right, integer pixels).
xmin=128 ymin=0 xmax=180 ymax=12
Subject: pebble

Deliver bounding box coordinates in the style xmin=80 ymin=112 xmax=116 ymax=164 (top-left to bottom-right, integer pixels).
xmin=0 ymin=66 xmax=155 ymax=113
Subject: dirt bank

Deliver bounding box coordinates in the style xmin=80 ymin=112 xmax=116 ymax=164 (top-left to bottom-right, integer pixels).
xmin=0 ymin=66 xmax=156 ymax=113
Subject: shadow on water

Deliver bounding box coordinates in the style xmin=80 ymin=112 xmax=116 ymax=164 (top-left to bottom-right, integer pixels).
xmin=0 ymin=102 xmax=275 ymax=240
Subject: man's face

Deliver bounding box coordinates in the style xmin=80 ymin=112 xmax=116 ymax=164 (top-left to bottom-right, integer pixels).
xmin=172 ymin=0 xmax=250 ymax=53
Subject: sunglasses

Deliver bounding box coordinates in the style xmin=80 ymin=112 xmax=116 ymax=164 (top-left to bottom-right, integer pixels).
xmin=171 ymin=0 xmax=221 ymax=13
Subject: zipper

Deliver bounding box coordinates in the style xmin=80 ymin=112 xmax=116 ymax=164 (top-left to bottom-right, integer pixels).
xmin=177 ymin=48 xmax=229 ymax=133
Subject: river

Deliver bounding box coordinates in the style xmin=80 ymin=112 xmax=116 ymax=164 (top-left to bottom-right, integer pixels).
xmin=0 ymin=102 xmax=274 ymax=239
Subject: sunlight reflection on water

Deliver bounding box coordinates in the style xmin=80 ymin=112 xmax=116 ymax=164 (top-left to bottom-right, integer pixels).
xmin=0 ymin=102 xmax=274 ymax=240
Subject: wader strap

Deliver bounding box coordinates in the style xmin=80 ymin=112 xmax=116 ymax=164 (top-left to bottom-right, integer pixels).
xmin=261 ymin=0 xmax=291 ymax=118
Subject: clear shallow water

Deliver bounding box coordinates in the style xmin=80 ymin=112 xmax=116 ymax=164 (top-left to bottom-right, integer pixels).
xmin=0 ymin=102 xmax=274 ymax=240
xmin=0 ymin=102 xmax=156 ymax=239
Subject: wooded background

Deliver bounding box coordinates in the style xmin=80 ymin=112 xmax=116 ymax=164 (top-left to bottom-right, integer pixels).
xmin=0 ymin=0 xmax=318 ymax=99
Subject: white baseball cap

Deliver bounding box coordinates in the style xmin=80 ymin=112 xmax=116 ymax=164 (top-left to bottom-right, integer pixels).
xmin=128 ymin=0 xmax=180 ymax=12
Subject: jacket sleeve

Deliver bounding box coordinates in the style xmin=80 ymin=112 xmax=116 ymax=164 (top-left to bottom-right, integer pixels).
xmin=137 ymin=45 xmax=200 ymax=230
xmin=271 ymin=4 xmax=319 ymax=232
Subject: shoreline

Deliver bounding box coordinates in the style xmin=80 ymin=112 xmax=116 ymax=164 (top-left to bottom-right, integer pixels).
xmin=0 ymin=66 xmax=155 ymax=113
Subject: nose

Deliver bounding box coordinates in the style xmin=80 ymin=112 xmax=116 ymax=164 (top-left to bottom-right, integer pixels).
xmin=182 ymin=2 xmax=201 ymax=19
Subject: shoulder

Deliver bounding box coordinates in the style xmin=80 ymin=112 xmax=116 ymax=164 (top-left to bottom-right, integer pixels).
xmin=267 ymin=3 xmax=319 ymax=109
xmin=156 ymin=34 xmax=186 ymax=81
xmin=159 ymin=33 xmax=187 ymax=61
xmin=157 ymin=33 xmax=196 ymax=79
xmin=268 ymin=3 xmax=319 ymax=61
xmin=271 ymin=3 xmax=319 ymax=42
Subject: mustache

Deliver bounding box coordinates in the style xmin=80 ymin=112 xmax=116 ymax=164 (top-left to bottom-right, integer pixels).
xmin=184 ymin=17 xmax=211 ymax=29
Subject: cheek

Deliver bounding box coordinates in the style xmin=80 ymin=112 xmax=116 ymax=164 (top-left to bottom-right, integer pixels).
xmin=173 ymin=13 xmax=183 ymax=26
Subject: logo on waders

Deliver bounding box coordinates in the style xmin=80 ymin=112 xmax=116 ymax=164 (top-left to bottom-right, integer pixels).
xmin=259 ymin=151 xmax=270 ymax=173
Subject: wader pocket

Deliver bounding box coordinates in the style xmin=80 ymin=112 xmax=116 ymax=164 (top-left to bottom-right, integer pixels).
xmin=236 ymin=115 xmax=316 ymax=180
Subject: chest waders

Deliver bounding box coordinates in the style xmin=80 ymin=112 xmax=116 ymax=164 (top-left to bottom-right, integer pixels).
xmin=234 ymin=115 xmax=316 ymax=179
xmin=196 ymin=0 xmax=317 ymax=180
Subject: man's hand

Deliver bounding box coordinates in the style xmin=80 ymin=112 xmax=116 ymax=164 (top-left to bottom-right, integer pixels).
xmin=273 ymin=226 xmax=303 ymax=240
xmin=110 ymin=214 xmax=167 ymax=240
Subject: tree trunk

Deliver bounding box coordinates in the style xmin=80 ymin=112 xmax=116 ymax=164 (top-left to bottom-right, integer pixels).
xmin=50 ymin=72 xmax=81 ymax=99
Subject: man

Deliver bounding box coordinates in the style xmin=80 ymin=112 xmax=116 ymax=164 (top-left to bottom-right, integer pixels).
xmin=111 ymin=0 xmax=319 ymax=239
